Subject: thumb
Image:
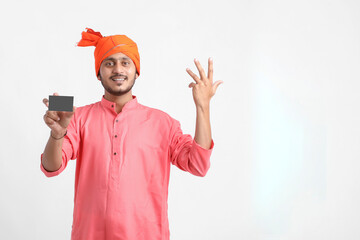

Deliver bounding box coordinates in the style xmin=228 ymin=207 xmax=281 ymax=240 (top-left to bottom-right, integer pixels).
xmin=212 ymin=80 xmax=223 ymax=93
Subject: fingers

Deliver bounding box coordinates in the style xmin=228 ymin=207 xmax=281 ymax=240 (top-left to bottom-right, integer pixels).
xmin=42 ymin=92 xmax=76 ymax=132
xmin=45 ymin=111 xmax=60 ymax=122
xmin=43 ymin=112 xmax=58 ymax=126
xmin=43 ymin=114 xmax=54 ymax=125
xmin=43 ymin=92 xmax=61 ymax=123
xmin=188 ymin=82 xmax=196 ymax=88
xmin=43 ymin=98 xmax=49 ymax=107
xmin=43 ymin=92 xmax=59 ymax=108
xmin=208 ymin=58 xmax=213 ymax=82
xmin=194 ymin=58 xmax=207 ymax=81
xmin=188 ymin=58 xmax=213 ymax=85
xmin=186 ymin=68 xmax=201 ymax=84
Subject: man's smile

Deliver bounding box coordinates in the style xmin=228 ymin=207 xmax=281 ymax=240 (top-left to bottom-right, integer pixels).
xmin=111 ymin=75 xmax=127 ymax=83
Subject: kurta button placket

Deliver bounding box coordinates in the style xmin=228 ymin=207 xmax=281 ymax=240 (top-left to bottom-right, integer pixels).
xmin=111 ymin=115 xmax=123 ymax=182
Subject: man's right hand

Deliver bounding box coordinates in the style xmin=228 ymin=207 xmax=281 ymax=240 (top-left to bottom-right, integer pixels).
xmin=43 ymin=93 xmax=76 ymax=139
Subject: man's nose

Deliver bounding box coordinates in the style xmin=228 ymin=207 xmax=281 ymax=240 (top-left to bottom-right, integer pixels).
xmin=113 ymin=62 xmax=124 ymax=74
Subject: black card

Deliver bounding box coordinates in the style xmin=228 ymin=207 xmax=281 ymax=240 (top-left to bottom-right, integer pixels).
xmin=49 ymin=96 xmax=74 ymax=112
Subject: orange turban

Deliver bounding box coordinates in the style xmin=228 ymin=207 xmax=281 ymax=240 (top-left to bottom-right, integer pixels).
xmin=77 ymin=28 xmax=140 ymax=77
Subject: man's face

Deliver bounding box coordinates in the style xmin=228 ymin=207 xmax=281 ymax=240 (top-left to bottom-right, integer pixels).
xmin=98 ymin=52 xmax=139 ymax=96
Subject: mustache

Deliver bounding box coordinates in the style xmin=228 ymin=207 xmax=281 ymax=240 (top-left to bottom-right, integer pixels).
xmin=110 ymin=74 xmax=127 ymax=79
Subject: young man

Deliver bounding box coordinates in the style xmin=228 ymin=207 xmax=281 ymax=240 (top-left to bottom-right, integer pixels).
xmin=41 ymin=28 xmax=222 ymax=240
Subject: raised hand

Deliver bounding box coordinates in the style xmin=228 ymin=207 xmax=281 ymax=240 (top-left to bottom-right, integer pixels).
xmin=186 ymin=58 xmax=223 ymax=109
xmin=43 ymin=93 xmax=76 ymax=139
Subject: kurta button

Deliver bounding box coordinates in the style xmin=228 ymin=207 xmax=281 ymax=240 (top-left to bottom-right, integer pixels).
xmin=111 ymin=105 xmax=114 ymax=108
xmin=116 ymin=120 xmax=118 ymax=123
xmin=115 ymin=135 xmax=118 ymax=138
xmin=114 ymin=152 xmax=117 ymax=155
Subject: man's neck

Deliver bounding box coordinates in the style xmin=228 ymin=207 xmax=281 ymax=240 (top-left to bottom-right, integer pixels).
xmin=104 ymin=91 xmax=133 ymax=114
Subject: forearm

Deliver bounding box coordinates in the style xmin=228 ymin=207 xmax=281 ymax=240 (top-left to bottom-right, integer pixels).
xmin=42 ymin=133 xmax=64 ymax=172
xmin=194 ymin=105 xmax=212 ymax=149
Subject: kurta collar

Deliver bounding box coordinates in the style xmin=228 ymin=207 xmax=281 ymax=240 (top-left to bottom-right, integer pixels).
xmin=101 ymin=95 xmax=139 ymax=113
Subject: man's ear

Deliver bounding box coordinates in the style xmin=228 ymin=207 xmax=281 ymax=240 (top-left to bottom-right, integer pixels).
xmin=97 ymin=74 xmax=101 ymax=81
xmin=135 ymin=73 xmax=139 ymax=80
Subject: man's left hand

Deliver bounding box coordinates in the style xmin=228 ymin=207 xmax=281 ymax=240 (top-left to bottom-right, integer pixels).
xmin=186 ymin=58 xmax=223 ymax=110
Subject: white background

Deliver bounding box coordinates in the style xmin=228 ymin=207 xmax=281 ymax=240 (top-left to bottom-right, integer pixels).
xmin=0 ymin=0 xmax=360 ymax=239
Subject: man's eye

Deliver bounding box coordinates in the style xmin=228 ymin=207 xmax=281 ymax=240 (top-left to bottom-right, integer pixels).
xmin=123 ymin=62 xmax=130 ymax=66
xmin=105 ymin=62 xmax=114 ymax=66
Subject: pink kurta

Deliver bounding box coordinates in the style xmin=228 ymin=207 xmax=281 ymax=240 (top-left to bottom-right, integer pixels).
xmin=41 ymin=96 xmax=213 ymax=240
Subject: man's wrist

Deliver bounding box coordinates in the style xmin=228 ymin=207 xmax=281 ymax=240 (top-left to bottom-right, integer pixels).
xmin=50 ymin=130 xmax=67 ymax=140
xmin=196 ymin=103 xmax=210 ymax=113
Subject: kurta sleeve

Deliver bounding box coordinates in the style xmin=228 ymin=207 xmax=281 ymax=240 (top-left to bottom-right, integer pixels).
xmin=40 ymin=111 xmax=80 ymax=177
xmin=169 ymin=119 xmax=214 ymax=177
